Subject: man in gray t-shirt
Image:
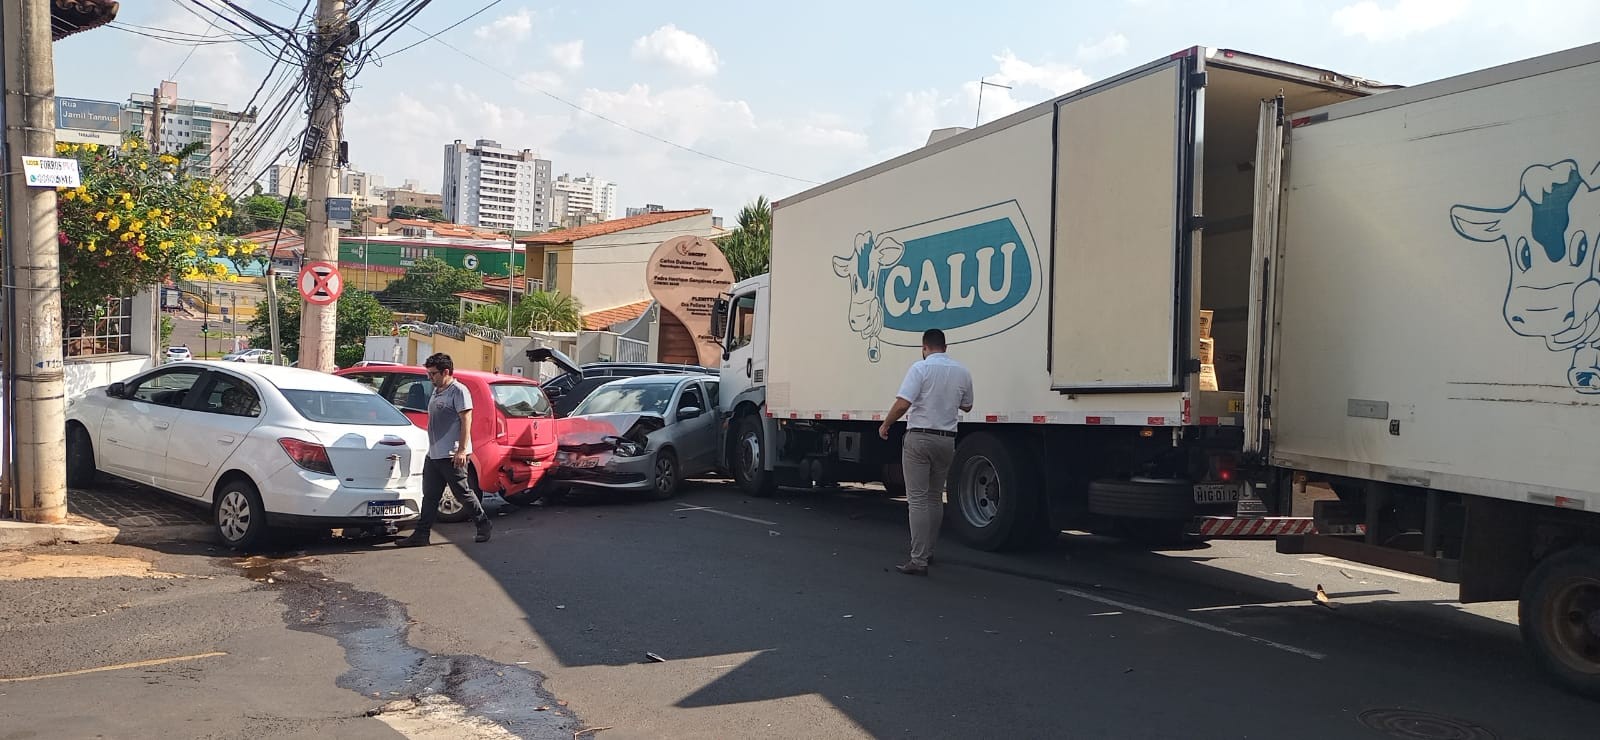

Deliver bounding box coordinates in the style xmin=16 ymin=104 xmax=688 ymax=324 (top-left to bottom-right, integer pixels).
xmin=397 ymin=353 xmax=492 ymax=546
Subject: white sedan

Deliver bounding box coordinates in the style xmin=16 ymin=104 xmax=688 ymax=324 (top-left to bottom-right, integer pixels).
xmin=65 ymin=362 xmax=428 ymax=549
xmin=222 ymin=348 xmax=275 ymax=363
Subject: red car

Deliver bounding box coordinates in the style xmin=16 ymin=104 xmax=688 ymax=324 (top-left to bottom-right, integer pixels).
xmin=335 ymin=366 xmax=557 ymax=521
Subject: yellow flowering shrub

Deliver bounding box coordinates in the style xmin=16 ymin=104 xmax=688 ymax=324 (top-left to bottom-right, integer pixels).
xmin=54 ymin=136 xmax=250 ymax=314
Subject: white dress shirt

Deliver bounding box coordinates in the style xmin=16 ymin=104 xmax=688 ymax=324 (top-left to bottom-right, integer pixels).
xmin=895 ymin=353 xmax=974 ymax=432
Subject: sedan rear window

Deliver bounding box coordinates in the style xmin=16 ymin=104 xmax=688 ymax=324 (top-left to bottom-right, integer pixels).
xmin=281 ymin=390 xmax=411 ymax=425
xmin=492 ymin=383 xmax=552 ymax=418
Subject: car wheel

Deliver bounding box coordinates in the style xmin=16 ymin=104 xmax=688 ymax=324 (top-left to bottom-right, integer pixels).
xmin=66 ymin=424 xmax=99 ymax=488
xmin=651 ymin=449 xmax=680 ymax=500
xmin=215 ymin=478 xmax=269 ymax=551
xmin=436 ymin=464 xmax=477 ymax=524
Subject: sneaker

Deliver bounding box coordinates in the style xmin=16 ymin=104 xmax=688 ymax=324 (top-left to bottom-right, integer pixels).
xmin=895 ymin=561 xmax=928 ymax=576
xmin=474 ymin=518 xmax=492 ymax=543
xmin=395 ymin=533 xmax=431 ymax=548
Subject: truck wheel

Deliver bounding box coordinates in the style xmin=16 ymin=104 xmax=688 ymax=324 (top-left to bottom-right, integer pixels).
xmin=946 ymin=432 xmax=1050 ymax=552
xmin=731 ymin=414 xmax=776 ymax=497
xmin=1520 ymin=546 xmax=1600 ymax=699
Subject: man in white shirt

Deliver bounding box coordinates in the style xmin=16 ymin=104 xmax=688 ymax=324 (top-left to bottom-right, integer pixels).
xmin=878 ymin=329 xmax=973 ymax=575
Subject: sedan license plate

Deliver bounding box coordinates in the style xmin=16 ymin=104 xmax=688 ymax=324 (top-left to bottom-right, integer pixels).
xmin=572 ymin=456 xmax=600 ymax=469
xmin=1193 ymin=483 xmax=1245 ymax=504
xmin=366 ymin=501 xmax=406 ymax=517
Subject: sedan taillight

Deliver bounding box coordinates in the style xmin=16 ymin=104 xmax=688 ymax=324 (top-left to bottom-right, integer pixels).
xmin=279 ymin=438 xmax=335 ymax=475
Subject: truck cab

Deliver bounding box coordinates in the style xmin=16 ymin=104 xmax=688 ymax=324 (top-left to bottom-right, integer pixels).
xmin=711 ymin=274 xmax=781 ymax=494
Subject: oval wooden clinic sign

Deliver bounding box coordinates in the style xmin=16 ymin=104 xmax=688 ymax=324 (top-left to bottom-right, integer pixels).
xmin=646 ymin=235 xmax=734 ymax=367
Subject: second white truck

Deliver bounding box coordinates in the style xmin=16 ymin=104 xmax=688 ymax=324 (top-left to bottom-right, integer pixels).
xmin=711 ymin=43 xmax=1600 ymax=697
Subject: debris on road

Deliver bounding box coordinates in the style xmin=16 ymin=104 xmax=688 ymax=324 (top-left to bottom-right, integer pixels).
xmin=1314 ymin=584 xmax=1339 ymax=610
xmin=644 ymin=652 xmax=666 ymax=663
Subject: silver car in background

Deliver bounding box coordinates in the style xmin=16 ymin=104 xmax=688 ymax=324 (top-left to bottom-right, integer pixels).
xmin=551 ymin=375 xmax=721 ymax=499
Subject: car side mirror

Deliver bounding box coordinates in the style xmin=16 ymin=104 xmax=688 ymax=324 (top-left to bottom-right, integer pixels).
xmin=106 ymin=382 xmax=126 ymax=399
xmin=678 ymin=406 xmax=703 ymax=420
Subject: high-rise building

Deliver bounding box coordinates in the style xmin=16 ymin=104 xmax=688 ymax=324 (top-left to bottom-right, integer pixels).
xmin=125 ymin=81 xmax=257 ymax=192
xmin=266 ymin=162 xmax=308 ymax=201
xmin=442 ymin=139 xmax=554 ymax=232
xmin=552 ymin=173 xmax=619 ymax=222
xmin=625 ymin=204 xmax=665 ymax=218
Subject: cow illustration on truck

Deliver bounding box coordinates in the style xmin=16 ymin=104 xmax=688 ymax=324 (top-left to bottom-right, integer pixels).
xmin=1452 ymin=160 xmax=1600 ymax=392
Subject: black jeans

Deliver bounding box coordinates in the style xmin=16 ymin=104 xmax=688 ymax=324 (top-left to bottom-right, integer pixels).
xmin=416 ymin=456 xmax=486 ymax=532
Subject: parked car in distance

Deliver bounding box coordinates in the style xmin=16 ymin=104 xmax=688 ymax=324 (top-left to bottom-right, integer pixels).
xmin=222 ymin=348 xmax=275 ymax=363
xmin=351 ymin=360 xmax=401 ymax=368
xmin=335 ymin=366 xmax=558 ymax=520
xmin=552 ymin=374 xmax=722 ymax=499
xmin=526 ymin=347 xmax=715 ymax=417
xmin=164 ymin=346 xmax=193 ymax=364
xmin=65 ymin=362 xmax=428 ymax=549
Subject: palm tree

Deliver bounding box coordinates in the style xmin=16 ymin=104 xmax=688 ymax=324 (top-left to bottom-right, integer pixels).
xmin=514 ymin=290 xmax=583 ymax=333
xmin=460 ymin=304 xmax=510 ymax=330
xmin=717 ymin=195 xmax=771 ymax=281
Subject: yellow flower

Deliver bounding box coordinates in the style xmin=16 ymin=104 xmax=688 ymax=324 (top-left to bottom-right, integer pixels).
xmin=206 ymin=248 xmax=219 ymax=257
xmin=147 ymin=208 xmax=160 ymax=218
xmin=84 ymin=143 xmax=99 ymax=153
xmin=137 ymin=252 xmax=151 ymax=262
xmin=159 ymin=240 xmax=174 ymax=251
xmin=94 ymin=211 xmax=107 ymax=222
xmin=121 ymin=231 xmax=136 ymax=242
xmin=188 ymin=234 xmax=202 ymax=245
xmin=54 ymin=143 xmax=69 ymax=154
xmin=130 ymin=220 xmax=144 ymax=233
xmin=86 ymin=243 xmax=97 ymax=253
xmin=138 ymin=162 xmax=149 ymax=171
xmin=106 ymin=215 xmax=121 ymax=231
xmin=60 ymin=190 xmax=75 ymax=201
xmin=158 ymin=154 xmax=179 ymax=166
xmin=74 ymin=186 xmax=87 ymax=195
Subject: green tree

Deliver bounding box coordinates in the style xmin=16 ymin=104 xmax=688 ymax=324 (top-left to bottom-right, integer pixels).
xmin=515 ymin=290 xmax=582 ymax=333
xmin=389 ymin=205 xmax=418 ymax=219
xmin=460 ymin=304 xmax=509 ymax=330
xmin=380 ymin=257 xmax=483 ymax=322
xmin=716 ymin=195 xmax=772 ymax=282
xmin=416 ymin=206 xmax=446 ymax=222
xmin=234 ymin=195 xmax=306 ymax=233
xmin=249 ymin=282 xmax=393 ymax=366
xmin=159 ymin=314 xmax=174 ymax=348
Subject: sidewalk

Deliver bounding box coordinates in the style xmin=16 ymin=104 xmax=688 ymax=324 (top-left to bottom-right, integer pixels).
xmin=1 ymin=481 xmax=212 ymax=549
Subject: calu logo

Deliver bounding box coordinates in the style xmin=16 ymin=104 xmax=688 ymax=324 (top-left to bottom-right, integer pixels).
xmin=831 ymin=200 xmax=1041 ymax=362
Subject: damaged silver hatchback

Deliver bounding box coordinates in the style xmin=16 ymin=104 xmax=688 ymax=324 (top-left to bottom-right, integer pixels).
xmin=552 ymin=374 xmax=721 ymax=499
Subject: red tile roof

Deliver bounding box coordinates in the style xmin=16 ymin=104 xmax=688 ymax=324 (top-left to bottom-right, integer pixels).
xmin=239 ymin=228 xmax=304 ymax=255
xmin=519 ymin=210 xmax=711 ymax=246
xmin=365 ymin=217 xmax=508 ymax=240
xmin=454 ymin=290 xmax=509 ymax=305
xmin=582 ymin=300 xmax=653 ymax=331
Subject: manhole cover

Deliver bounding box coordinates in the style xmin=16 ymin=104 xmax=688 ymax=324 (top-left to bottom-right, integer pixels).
xmin=1358 ymin=708 xmax=1498 ymax=740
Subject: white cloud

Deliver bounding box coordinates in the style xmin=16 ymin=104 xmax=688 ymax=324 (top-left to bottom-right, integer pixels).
xmin=1333 ymin=0 xmax=1468 ymax=42
xmin=631 ymin=24 xmax=721 ymax=77
xmin=549 ymin=40 xmax=584 ymax=71
xmin=992 ymin=50 xmax=1093 ymax=95
xmin=474 ymin=8 xmax=535 ymax=42
xmin=516 ymin=70 xmax=565 ymax=93
xmin=1077 ymin=33 xmax=1130 ymax=62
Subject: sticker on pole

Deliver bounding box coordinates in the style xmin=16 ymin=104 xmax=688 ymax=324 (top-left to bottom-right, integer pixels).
xmin=298 ymin=261 xmax=344 ymax=305
xmin=22 ymin=156 xmax=81 ymax=187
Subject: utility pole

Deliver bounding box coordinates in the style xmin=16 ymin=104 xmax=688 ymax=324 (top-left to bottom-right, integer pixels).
xmin=298 ymin=0 xmax=351 ymax=372
xmin=150 ymin=85 xmax=162 ymax=153
xmin=0 ymin=0 xmax=67 ymax=522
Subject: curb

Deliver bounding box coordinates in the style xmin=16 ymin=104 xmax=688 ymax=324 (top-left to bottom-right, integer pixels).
xmin=114 ymin=524 xmax=216 ymax=545
xmin=1 ymin=519 xmax=215 ymax=550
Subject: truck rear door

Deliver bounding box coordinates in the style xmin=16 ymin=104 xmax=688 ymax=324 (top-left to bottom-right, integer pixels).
xmin=1244 ymin=96 xmax=1285 ymax=455
xmin=1049 ymin=52 xmax=1203 ymax=392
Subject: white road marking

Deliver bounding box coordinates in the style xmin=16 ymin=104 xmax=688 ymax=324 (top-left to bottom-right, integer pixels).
xmin=0 ymin=652 xmax=228 ymax=682
xmin=1057 ymin=588 xmax=1325 ymax=660
xmin=674 ymin=506 xmax=777 ymax=527
xmin=1300 ymin=556 xmax=1434 ymax=583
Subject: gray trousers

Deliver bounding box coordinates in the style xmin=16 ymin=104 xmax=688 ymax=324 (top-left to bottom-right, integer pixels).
xmin=902 ymin=431 xmax=955 ymax=567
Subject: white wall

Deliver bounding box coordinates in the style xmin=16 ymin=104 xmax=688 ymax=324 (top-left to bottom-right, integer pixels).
xmin=66 ymin=356 xmax=153 ymax=400
xmin=564 ymin=213 xmax=717 ymax=312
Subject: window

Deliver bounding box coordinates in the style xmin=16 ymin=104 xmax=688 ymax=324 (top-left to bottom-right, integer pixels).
xmin=128 ymin=369 xmax=203 ymax=408
xmin=573 ymin=382 xmax=676 ymax=416
xmin=198 ymin=374 xmax=262 ymax=418
xmin=727 ymin=294 xmax=756 ymax=351
xmin=281 ymin=390 xmax=410 ymax=425
xmin=386 ymin=376 xmax=432 ymax=412
xmin=64 ymin=296 xmax=133 ymax=357
xmin=345 ymin=372 xmax=388 ymax=393
xmin=679 ymin=384 xmax=705 ymax=412
xmin=705 ymin=381 xmax=721 ymax=409
xmin=491 ymin=383 xmax=551 ymax=418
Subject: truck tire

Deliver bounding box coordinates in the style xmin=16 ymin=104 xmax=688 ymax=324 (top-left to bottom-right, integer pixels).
xmin=1087 ymin=479 xmax=1195 ymax=520
xmin=946 ymin=432 xmax=1051 ymax=552
xmin=1519 ymin=546 xmax=1600 ymax=699
xmin=731 ymin=414 xmax=776 ymax=497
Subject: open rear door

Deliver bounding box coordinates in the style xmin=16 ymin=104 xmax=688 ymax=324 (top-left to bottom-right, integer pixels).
xmin=1049 ymin=55 xmax=1203 ymax=392
xmin=1244 ymin=96 xmax=1285 ymax=455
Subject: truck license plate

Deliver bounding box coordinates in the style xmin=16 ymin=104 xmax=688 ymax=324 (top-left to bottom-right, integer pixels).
xmin=1193 ymin=483 xmax=1245 ymax=504
xmin=366 ymin=502 xmax=406 ymax=517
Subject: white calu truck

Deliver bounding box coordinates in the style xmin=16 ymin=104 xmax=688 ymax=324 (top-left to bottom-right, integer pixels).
xmin=711 ymin=43 xmax=1600 ymax=697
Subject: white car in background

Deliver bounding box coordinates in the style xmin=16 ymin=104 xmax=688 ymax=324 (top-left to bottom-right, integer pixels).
xmin=65 ymin=362 xmax=428 ymax=549
xmin=222 ymin=348 xmax=275 ymax=363
xmin=164 ymin=346 xmax=193 ymax=364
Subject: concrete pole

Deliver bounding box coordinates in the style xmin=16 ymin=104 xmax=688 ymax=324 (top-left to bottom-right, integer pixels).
xmin=0 ymin=0 xmax=67 ymax=522
xmin=297 ymin=0 xmax=346 ymax=372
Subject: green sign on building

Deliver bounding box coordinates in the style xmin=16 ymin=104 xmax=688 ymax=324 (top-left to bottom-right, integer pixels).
xmin=339 ymin=238 xmax=525 ymax=275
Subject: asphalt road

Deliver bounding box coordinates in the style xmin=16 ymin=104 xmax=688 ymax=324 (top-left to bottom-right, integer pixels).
xmin=4 ymin=480 xmax=1600 ymax=739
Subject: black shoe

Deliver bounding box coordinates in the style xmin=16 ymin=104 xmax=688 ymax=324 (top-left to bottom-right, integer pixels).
xmin=474 ymin=518 xmax=492 ymax=543
xmin=895 ymin=561 xmax=928 ymax=576
xmin=395 ymin=533 xmax=431 ymax=548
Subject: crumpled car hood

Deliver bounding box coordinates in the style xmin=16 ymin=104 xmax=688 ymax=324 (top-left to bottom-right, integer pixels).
xmin=555 ymin=412 xmax=666 ymax=453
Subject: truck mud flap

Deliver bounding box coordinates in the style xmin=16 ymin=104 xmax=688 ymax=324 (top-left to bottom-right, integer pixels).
xmin=1189 ymin=516 xmax=1316 ymax=538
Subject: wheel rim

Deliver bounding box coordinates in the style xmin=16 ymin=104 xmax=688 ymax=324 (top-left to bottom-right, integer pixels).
xmin=439 ymin=489 xmax=463 ymax=515
xmin=738 ymin=431 xmax=761 ymax=482
xmin=1545 ymin=576 xmax=1600 ymax=675
xmin=218 ymin=490 xmax=252 ymax=542
xmin=656 ymin=456 xmax=675 ymax=493
xmin=958 ymin=455 xmax=1001 ymax=528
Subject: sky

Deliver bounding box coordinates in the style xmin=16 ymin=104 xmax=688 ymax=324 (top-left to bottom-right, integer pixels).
xmin=51 ymin=0 xmax=1600 ymax=221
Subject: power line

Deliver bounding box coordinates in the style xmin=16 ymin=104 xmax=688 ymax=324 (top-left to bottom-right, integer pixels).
xmin=371 ymin=0 xmax=503 ymax=61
